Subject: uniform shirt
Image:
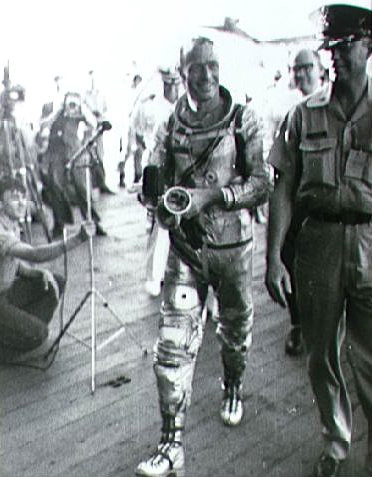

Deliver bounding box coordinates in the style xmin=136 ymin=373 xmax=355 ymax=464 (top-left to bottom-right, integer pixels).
xmin=0 ymin=215 xmax=21 ymax=293
xmin=270 ymin=80 xmax=372 ymax=215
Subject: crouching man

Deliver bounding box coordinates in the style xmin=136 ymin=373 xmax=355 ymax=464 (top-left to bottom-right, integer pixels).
xmin=0 ymin=175 xmax=95 ymax=353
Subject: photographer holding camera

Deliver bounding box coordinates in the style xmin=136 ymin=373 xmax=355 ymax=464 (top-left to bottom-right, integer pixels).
xmin=39 ymin=92 xmax=107 ymax=238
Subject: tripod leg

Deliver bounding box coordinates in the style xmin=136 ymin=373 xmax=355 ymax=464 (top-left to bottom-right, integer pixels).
xmin=18 ymin=129 xmax=53 ymax=243
xmin=85 ymin=166 xmax=97 ymax=394
xmin=94 ymin=289 xmax=146 ymax=355
xmin=44 ymin=290 xmax=92 ymax=359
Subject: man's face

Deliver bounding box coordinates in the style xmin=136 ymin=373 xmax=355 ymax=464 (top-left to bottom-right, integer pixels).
xmin=2 ymin=188 xmax=27 ymax=220
xmin=330 ymin=38 xmax=371 ymax=84
xmin=293 ymin=50 xmax=322 ymax=96
xmin=184 ymin=43 xmax=220 ymax=104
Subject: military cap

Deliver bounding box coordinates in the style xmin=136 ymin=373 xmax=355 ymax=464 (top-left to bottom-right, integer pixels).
xmin=311 ymin=3 xmax=372 ymax=48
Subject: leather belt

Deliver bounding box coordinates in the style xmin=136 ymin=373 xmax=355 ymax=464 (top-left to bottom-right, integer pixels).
xmin=309 ymin=211 xmax=372 ymax=225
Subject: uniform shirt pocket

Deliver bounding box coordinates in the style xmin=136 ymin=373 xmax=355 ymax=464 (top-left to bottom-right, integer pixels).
xmin=299 ymin=138 xmax=337 ymax=188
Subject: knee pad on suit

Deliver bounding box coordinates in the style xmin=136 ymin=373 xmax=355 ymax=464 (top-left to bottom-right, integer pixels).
xmin=155 ymin=284 xmax=203 ymax=368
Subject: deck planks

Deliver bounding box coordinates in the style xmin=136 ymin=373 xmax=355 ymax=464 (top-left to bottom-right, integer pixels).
xmin=0 ymin=192 xmax=368 ymax=477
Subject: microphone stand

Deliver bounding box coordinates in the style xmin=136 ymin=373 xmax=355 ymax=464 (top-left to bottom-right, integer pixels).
xmin=48 ymin=122 xmax=146 ymax=393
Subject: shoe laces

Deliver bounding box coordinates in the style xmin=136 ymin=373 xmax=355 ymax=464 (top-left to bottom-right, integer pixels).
xmin=223 ymin=381 xmax=242 ymax=400
xmin=222 ymin=382 xmax=242 ymax=414
xmin=316 ymin=453 xmax=339 ymax=476
xmin=148 ymin=441 xmax=182 ymax=467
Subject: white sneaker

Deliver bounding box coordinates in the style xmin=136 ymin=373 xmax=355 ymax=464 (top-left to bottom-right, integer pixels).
xmin=220 ymin=382 xmax=244 ymax=426
xmin=145 ymin=280 xmax=161 ymax=297
xmin=136 ymin=442 xmax=185 ymax=477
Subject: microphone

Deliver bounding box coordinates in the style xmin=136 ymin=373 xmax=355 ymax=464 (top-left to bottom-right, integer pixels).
xmin=97 ymin=120 xmax=112 ymax=132
xmin=66 ymin=120 xmax=112 ymax=170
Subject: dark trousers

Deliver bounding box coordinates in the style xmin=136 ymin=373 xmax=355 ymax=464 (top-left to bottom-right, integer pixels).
xmin=281 ymin=211 xmax=305 ymax=327
xmin=295 ymin=219 xmax=372 ymax=460
xmin=0 ymin=273 xmax=65 ymax=352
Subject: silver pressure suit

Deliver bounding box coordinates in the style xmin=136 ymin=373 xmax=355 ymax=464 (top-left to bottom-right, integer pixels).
xmin=151 ymin=87 xmax=269 ymax=430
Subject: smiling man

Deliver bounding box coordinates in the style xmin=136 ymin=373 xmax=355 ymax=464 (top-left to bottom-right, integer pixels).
xmin=136 ymin=36 xmax=270 ymax=477
xmin=266 ymin=4 xmax=372 ymax=476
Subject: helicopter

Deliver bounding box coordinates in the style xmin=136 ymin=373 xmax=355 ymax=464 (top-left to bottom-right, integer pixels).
xmin=203 ymin=17 xmax=317 ymax=46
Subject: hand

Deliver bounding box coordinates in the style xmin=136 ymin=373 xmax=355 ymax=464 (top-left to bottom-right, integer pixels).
xmin=157 ymin=200 xmax=180 ymax=230
xmin=40 ymin=269 xmax=60 ymax=299
xmin=79 ymin=221 xmax=96 ymax=241
xmin=183 ymin=188 xmax=221 ymax=220
xmin=265 ymin=257 xmax=292 ymax=308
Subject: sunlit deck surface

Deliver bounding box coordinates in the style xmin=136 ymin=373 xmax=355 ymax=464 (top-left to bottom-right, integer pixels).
xmin=0 ymin=191 xmax=368 ymax=477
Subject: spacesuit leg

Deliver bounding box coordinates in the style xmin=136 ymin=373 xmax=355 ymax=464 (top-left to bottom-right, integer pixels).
xmin=136 ymin=248 xmax=207 ymax=476
xmin=214 ymin=241 xmax=254 ymax=426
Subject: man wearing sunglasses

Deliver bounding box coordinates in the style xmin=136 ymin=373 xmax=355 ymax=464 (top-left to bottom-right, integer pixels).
xmin=266 ymin=4 xmax=372 ymax=476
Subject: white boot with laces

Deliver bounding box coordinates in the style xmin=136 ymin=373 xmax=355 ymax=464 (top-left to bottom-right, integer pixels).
xmin=136 ymin=441 xmax=185 ymax=477
xmin=136 ymin=419 xmax=185 ymax=477
xmin=220 ymin=380 xmax=244 ymax=427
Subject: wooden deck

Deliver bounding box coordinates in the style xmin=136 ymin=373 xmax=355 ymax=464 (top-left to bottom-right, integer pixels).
xmin=0 ymin=191 xmax=369 ymax=477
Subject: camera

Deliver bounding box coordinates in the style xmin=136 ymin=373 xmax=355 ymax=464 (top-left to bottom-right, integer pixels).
xmin=0 ymin=84 xmax=25 ymax=113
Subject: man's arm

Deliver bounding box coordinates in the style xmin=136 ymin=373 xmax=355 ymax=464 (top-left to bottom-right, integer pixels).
xmin=265 ymin=170 xmax=295 ymax=307
xmin=265 ymin=108 xmax=300 ymax=307
xmin=7 ymin=222 xmax=95 ymax=263
xmin=224 ymin=105 xmax=270 ymax=210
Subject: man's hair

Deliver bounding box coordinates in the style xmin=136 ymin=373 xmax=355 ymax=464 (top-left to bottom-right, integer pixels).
xmin=292 ymin=49 xmax=324 ymax=70
xmin=0 ymin=175 xmax=26 ymax=199
xmin=180 ymin=36 xmax=216 ymax=72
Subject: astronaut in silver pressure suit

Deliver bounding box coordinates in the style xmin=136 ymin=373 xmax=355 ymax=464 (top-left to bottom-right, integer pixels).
xmin=136 ymin=36 xmax=270 ymax=477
